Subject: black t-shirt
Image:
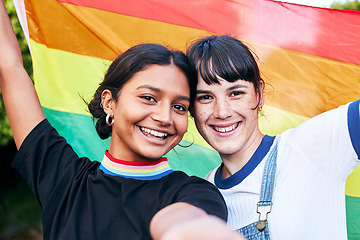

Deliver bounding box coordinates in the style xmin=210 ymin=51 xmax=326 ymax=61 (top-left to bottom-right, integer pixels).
xmin=12 ymin=119 xmax=227 ymax=240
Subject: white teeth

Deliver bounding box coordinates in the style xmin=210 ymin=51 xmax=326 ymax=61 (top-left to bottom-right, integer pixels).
xmin=141 ymin=127 xmax=168 ymax=138
xmin=214 ymin=124 xmax=237 ymax=133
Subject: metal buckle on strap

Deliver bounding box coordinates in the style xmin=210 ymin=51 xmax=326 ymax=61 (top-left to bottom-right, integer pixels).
xmin=256 ymin=201 xmax=272 ymax=231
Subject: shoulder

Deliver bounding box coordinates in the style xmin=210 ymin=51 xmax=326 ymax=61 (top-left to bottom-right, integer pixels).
xmin=13 ymin=118 xmax=78 ymax=165
xmin=164 ymin=171 xmax=227 ymax=220
xmin=15 ymin=119 xmax=63 ymax=154
xmin=163 ymin=171 xmax=225 ymax=199
xmin=165 ymin=171 xmax=218 ymax=188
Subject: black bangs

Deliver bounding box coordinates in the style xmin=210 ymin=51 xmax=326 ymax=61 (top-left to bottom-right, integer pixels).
xmin=197 ymin=51 xmax=253 ymax=85
xmin=188 ymin=35 xmax=261 ymax=87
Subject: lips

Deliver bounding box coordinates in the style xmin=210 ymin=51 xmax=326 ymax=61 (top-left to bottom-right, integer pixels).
xmin=212 ymin=122 xmax=239 ymax=133
xmin=140 ymin=126 xmax=170 ymax=139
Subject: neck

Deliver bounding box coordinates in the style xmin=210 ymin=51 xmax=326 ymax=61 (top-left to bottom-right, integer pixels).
xmin=220 ymin=132 xmax=264 ymax=178
xmin=108 ymin=141 xmax=154 ymax=163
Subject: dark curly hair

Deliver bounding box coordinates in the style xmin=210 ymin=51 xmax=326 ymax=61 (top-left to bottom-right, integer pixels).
xmin=88 ymin=43 xmax=197 ymax=139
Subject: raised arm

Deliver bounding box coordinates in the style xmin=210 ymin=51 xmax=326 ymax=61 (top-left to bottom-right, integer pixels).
xmin=0 ymin=1 xmax=45 ymax=149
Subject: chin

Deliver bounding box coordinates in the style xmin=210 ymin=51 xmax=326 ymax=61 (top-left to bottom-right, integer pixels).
xmin=213 ymin=145 xmax=238 ymax=155
xmin=143 ymin=153 xmax=165 ymax=161
xmin=142 ymin=148 xmax=169 ymax=160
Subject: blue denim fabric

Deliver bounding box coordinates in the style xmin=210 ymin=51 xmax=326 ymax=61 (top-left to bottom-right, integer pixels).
xmin=238 ymin=221 xmax=270 ymax=240
xmin=238 ymin=142 xmax=278 ymax=240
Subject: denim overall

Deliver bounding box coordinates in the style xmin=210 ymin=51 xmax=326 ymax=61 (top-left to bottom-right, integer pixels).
xmin=238 ymin=142 xmax=278 ymax=240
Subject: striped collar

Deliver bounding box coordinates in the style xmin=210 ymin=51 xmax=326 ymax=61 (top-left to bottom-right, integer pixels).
xmin=100 ymin=151 xmax=173 ymax=180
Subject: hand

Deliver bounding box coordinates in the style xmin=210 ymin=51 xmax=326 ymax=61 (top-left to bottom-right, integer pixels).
xmin=161 ymin=215 xmax=245 ymax=240
xmin=150 ymin=202 xmax=245 ymax=240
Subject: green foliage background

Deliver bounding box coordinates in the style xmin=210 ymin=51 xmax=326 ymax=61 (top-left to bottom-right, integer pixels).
xmin=332 ymin=0 xmax=360 ymax=10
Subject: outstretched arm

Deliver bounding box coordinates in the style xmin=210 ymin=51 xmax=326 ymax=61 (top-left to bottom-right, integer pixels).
xmin=150 ymin=202 xmax=244 ymax=240
xmin=0 ymin=1 xmax=45 ymax=149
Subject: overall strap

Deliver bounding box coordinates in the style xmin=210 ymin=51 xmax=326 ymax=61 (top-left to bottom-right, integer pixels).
xmin=256 ymin=141 xmax=278 ymax=231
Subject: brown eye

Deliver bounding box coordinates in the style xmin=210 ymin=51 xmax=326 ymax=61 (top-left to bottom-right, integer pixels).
xmin=230 ymin=91 xmax=245 ymax=97
xmin=140 ymin=96 xmax=156 ymax=102
xmin=198 ymin=95 xmax=212 ymax=101
xmin=173 ymin=104 xmax=187 ymax=112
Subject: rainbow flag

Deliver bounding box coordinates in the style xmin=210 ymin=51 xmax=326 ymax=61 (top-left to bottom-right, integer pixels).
xmin=13 ymin=0 xmax=360 ymax=238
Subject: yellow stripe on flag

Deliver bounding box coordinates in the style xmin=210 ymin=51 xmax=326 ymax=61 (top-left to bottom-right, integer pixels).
xmin=346 ymin=166 xmax=360 ymax=198
xmin=252 ymin=41 xmax=360 ymax=118
xmin=259 ymin=105 xmax=309 ymax=136
xmin=31 ymin=40 xmax=110 ymax=115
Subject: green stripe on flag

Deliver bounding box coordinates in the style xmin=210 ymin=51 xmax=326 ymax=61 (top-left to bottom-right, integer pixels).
xmin=43 ymin=107 xmax=110 ymax=161
xmin=346 ymin=195 xmax=360 ymax=240
xmin=167 ymin=141 xmax=221 ymax=178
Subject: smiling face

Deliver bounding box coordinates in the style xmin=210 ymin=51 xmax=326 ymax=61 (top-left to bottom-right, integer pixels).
xmin=105 ymin=64 xmax=190 ymax=162
xmin=193 ymin=76 xmax=264 ymax=160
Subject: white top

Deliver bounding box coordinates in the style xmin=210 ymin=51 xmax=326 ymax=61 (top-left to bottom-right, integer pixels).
xmin=206 ymin=100 xmax=360 ymax=240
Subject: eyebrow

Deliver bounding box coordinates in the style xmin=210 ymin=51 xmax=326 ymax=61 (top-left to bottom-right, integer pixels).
xmin=196 ymin=89 xmax=212 ymax=94
xmin=137 ymin=85 xmax=190 ymax=102
xmin=137 ymin=85 xmax=160 ymax=92
xmin=228 ymin=84 xmax=248 ymax=91
xmin=196 ymin=84 xmax=248 ymax=94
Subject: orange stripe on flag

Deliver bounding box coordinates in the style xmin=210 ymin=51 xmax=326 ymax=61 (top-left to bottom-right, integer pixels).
xmin=25 ymin=0 xmax=210 ymax=60
xmin=57 ymin=0 xmax=360 ymax=65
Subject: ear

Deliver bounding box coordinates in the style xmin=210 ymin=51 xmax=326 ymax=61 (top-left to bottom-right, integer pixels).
xmin=258 ymin=80 xmax=265 ymax=109
xmin=101 ymin=90 xmax=114 ymax=116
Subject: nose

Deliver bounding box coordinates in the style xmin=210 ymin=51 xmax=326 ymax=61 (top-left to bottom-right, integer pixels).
xmin=213 ymin=99 xmax=232 ymax=119
xmin=151 ymin=102 xmax=172 ymax=126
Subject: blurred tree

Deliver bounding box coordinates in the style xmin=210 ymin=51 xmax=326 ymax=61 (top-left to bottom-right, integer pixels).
xmin=0 ymin=0 xmax=33 ymax=147
xmin=331 ymin=0 xmax=360 ymax=10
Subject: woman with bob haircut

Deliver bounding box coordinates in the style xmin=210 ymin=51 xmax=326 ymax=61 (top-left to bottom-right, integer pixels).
xmin=186 ymin=35 xmax=360 ymax=240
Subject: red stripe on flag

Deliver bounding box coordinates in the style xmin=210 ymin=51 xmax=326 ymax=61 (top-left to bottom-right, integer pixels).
xmin=57 ymin=0 xmax=360 ymax=65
